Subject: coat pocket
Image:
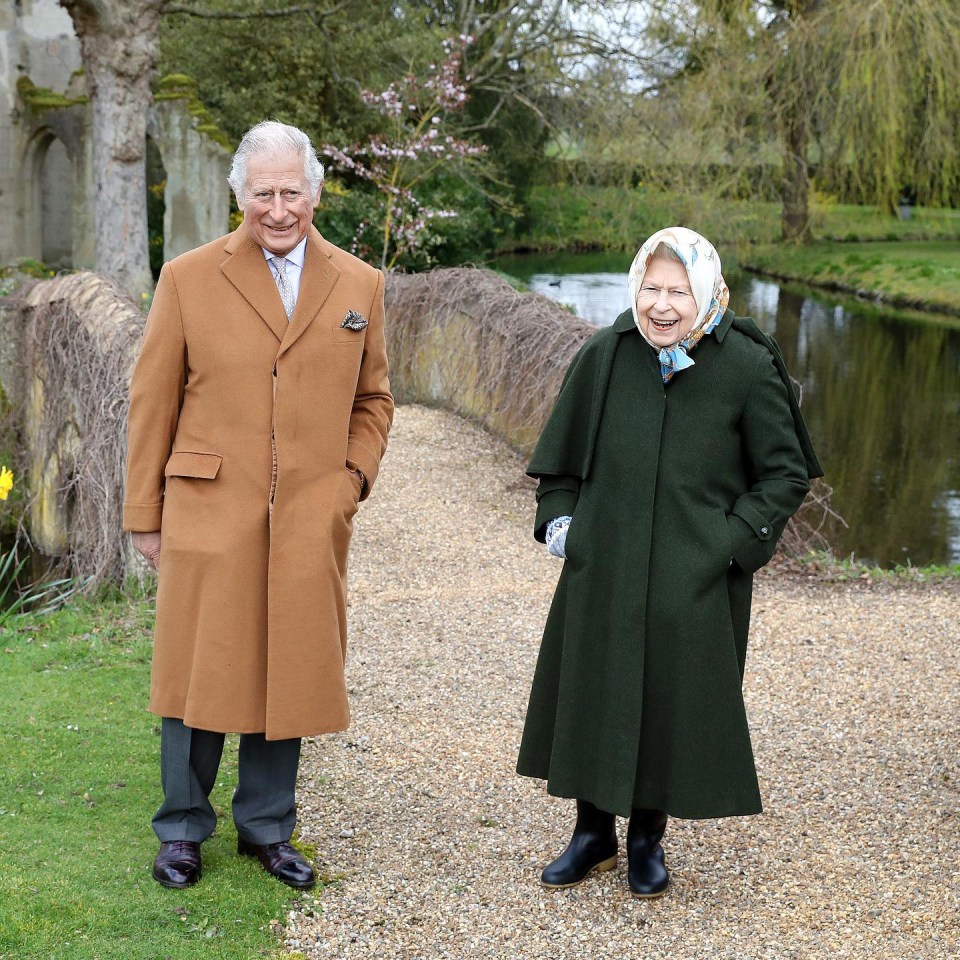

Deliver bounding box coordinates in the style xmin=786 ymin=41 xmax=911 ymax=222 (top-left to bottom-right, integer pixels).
xmin=333 ymin=323 xmax=368 ymax=346
xmin=164 ymin=451 xmax=223 ymax=479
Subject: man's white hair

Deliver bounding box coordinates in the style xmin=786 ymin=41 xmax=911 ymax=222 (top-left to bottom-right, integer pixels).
xmin=228 ymin=120 xmax=324 ymax=202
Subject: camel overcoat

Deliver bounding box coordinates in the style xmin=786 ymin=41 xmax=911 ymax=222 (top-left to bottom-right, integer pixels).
xmin=516 ymin=309 xmax=821 ymax=818
xmin=123 ymin=223 xmax=393 ymax=740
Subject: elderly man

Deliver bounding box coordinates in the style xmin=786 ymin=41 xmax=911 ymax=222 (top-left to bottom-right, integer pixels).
xmin=123 ymin=120 xmax=393 ymax=890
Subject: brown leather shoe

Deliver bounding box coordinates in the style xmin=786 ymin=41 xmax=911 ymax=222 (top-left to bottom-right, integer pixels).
xmin=237 ymin=838 xmax=315 ymax=889
xmin=153 ymin=840 xmax=202 ymax=888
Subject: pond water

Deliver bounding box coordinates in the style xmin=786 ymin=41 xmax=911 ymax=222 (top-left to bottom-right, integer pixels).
xmin=496 ymin=252 xmax=960 ymax=568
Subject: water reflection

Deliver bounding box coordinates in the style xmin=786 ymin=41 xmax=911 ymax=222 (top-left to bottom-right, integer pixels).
xmin=741 ymin=280 xmax=960 ymax=567
xmin=497 ymin=252 xmax=634 ymax=324
xmin=497 ymin=254 xmax=960 ymax=567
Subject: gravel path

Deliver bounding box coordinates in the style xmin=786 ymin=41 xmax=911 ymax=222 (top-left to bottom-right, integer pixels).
xmin=286 ymin=404 xmax=959 ymax=960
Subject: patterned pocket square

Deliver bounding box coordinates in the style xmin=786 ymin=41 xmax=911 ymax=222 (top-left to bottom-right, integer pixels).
xmin=340 ymin=310 xmax=368 ymax=331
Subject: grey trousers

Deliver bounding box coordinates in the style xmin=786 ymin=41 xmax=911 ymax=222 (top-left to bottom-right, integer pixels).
xmin=152 ymin=717 xmax=301 ymax=845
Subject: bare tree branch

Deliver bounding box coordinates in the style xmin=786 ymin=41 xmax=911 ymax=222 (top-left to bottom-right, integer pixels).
xmin=161 ymin=1 xmax=350 ymax=21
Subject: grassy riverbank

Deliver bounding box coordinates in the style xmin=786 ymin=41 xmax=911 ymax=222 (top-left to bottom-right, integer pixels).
xmin=741 ymin=241 xmax=960 ymax=317
xmin=505 ymin=186 xmax=960 ymax=315
xmin=0 ymin=595 xmax=305 ymax=960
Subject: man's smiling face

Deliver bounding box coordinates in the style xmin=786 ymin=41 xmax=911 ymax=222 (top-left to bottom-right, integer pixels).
xmin=239 ymin=150 xmax=321 ymax=255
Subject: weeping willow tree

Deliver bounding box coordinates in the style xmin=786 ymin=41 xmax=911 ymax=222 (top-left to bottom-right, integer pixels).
xmin=770 ymin=0 xmax=960 ymax=237
xmin=811 ymin=0 xmax=960 ymax=214
xmin=639 ymin=0 xmax=960 ymax=240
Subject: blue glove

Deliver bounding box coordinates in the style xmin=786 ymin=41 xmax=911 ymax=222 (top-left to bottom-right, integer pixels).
xmin=545 ymin=516 xmax=573 ymax=559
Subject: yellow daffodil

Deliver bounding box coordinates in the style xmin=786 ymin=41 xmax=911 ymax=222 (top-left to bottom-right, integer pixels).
xmin=0 ymin=466 xmax=13 ymax=500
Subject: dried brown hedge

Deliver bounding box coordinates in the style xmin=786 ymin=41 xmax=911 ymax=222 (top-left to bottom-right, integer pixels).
xmin=385 ymin=266 xmax=836 ymax=559
xmin=13 ymin=271 xmax=144 ymax=584
xmin=385 ymin=267 xmax=596 ymax=453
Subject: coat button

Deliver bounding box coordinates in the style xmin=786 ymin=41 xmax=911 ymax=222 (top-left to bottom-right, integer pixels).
xmin=760 ymin=526 xmax=769 ymax=535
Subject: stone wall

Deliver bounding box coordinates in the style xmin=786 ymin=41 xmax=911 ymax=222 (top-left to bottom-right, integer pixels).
xmin=0 ymin=266 xmax=591 ymax=581
xmin=0 ymin=0 xmax=86 ymax=268
xmin=0 ymin=265 xmax=827 ymax=581
xmin=149 ymin=98 xmax=232 ymax=262
xmin=0 ymin=0 xmax=230 ymax=273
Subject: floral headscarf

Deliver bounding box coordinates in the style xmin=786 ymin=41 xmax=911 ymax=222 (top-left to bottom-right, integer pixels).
xmin=628 ymin=226 xmax=730 ymax=383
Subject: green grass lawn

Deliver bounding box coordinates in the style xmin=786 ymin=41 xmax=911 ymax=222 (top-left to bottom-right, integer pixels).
xmin=0 ymin=596 xmax=311 ymax=960
xmin=742 ymin=240 xmax=960 ymax=316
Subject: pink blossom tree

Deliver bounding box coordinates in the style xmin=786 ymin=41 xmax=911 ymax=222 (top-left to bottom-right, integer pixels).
xmin=323 ymin=37 xmax=488 ymax=271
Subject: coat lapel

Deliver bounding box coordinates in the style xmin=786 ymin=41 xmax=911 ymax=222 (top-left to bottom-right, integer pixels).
xmin=221 ymin=226 xmax=288 ymax=342
xmin=278 ymin=226 xmax=341 ymax=357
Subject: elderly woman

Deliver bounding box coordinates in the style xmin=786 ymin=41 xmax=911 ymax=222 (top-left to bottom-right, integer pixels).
xmin=516 ymin=227 xmax=821 ymax=898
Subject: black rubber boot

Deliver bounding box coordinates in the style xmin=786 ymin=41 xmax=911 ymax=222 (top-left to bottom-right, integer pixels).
xmin=626 ymin=808 xmax=669 ymax=898
xmin=540 ymin=800 xmax=618 ymax=889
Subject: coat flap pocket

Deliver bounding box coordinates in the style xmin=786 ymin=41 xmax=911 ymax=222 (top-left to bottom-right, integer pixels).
xmin=164 ymin=451 xmax=223 ymax=480
xmin=732 ymin=500 xmax=773 ymax=540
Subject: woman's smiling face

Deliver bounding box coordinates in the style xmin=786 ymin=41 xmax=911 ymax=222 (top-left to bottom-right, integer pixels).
xmin=634 ymin=256 xmax=699 ymax=348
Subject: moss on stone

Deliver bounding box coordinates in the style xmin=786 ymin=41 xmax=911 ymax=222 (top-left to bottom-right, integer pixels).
xmin=152 ymin=74 xmax=231 ymax=149
xmin=195 ymin=124 xmax=232 ymax=149
xmin=155 ymin=73 xmax=196 ymax=93
xmin=1 ymin=258 xmax=56 ymax=279
xmin=17 ymin=76 xmax=87 ymax=110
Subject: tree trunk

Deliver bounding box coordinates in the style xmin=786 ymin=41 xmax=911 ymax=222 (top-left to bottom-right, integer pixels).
xmin=772 ymin=0 xmax=823 ymax=243
xmin=60 ymin=0 xmax=165 ymax=298
xmin=780 ymin=100 xmax=812 ymax=242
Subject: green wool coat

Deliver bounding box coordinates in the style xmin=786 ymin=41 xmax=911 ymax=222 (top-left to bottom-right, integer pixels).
xmin=516 ymin=309 xmax=822 ymax=819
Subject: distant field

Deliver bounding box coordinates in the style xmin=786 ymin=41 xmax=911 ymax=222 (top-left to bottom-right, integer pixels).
xmin=507 ymin=186 xmax=960 ymax=255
